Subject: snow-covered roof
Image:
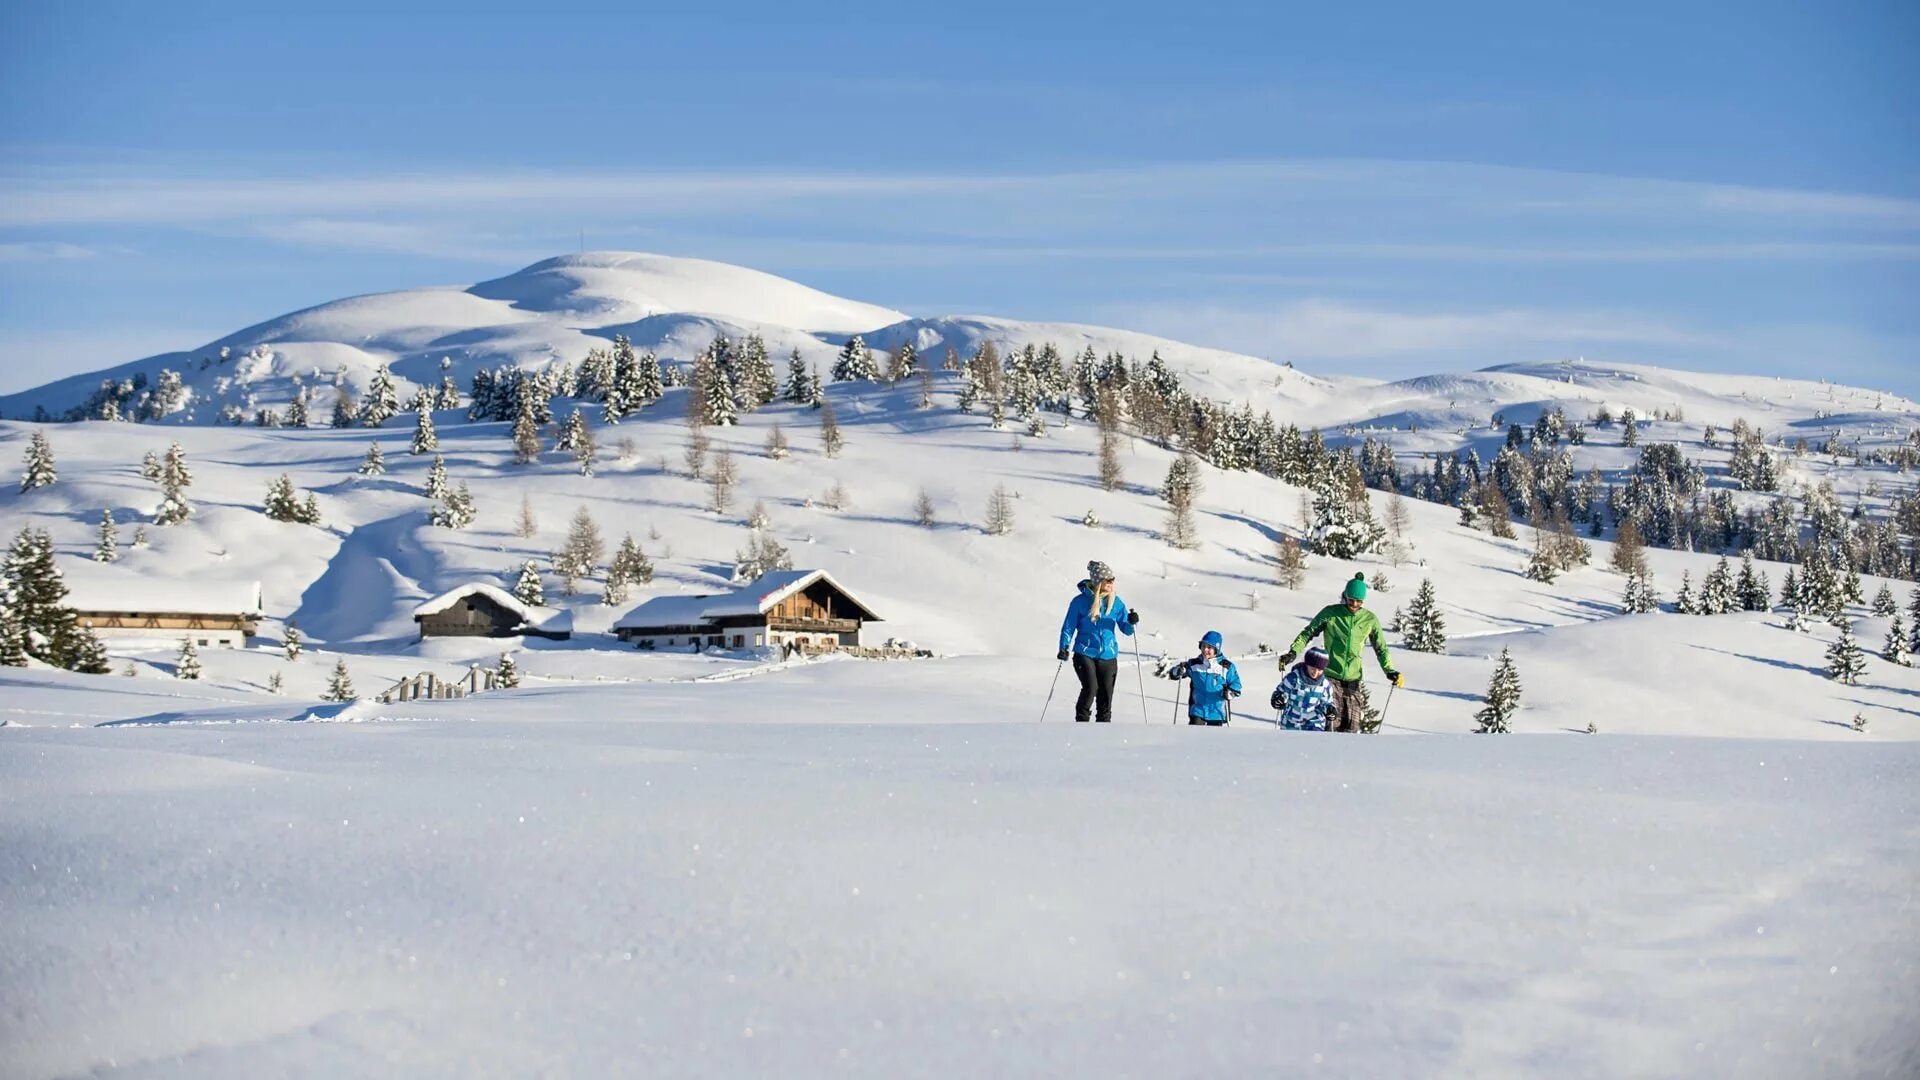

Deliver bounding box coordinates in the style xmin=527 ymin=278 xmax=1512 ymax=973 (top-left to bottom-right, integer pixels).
xmin=64 ymin=567 xmax=262 ymax=616
xmin=614 ymin=570 xmax=881 ymax=631
xmin=413 ymin=583 xmax=571 ymax=633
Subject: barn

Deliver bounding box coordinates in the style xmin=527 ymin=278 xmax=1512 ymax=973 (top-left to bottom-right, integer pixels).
xmin=413 ymin=584 xmax=573 ymax=641
xmin=613 ymin=569 xmax=881 ymax=653
xmin=66 ymin=576 xmax=264 ymax=649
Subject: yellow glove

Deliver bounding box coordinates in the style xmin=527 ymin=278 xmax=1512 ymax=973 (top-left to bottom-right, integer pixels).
xmin=1388 ymin=671 xmax=1406 ymax=689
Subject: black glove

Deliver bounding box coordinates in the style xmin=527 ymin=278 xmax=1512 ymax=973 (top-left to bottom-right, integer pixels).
xmin=1056 ymin=649 xmax=1071 ymax=662
xmin=1278 ymin=650 xmax=1297 ymax=669
xmin=1270 ymin=688 xmax=1286 ymax=711
xmin=1126 ymin=609 xmax=1140 ymax=626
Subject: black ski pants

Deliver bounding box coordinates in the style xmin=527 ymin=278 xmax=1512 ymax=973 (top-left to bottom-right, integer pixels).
xmin=1072 ymin=653 xmax=1119 ymax=722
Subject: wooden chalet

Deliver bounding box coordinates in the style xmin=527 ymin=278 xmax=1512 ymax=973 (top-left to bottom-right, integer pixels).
xmin=66 ymin=577 xmax=263 ymax=649
xmin=413 ymin=584 xmax=573 ymax=641
xmin=613 ymin=569 xmax=882 ymax=652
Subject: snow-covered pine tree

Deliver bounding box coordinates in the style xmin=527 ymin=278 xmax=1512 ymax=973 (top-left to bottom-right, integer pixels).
xmin=831 ymin=335 xmax=879 ymax=382
xmin=739 ymin=334 xmax=777 ymax=408
xmin=512 ymin=395 xmax=541 ymax=465
xmin=560 ymin=506 xmax=604 ymax=584
xmin=1844 ymin=567 xmax=1864 ymax=605
xmin=154 ymin=442 xmax=193 ymax=526
xmin=917 ymin=366 xmax=934 ymax=410
xmin=887 ymin=341 xmax=918 ymax=384
xmin=1700 ymin=556 xmax=1734 ymax=615
xmin=1275 ymin=536 xmax=1307 ymax=589
xmin=361 ymin=365 xmax=399 ymax=427
xmin=284 ymin=389 xmax=311 ymax=428
xmin=411 ymin=407 xmax=439 ymax=454
xmin=68 ymin=625 xmax=109 ymax=674
xmin=495 ymin=653 xmax=521 ymax=689
xmin=617 ymin=533 xmax=653 ymax=585
xmin=141 ymin=449 xmax=162 ymax=482
xmin=784 ymin=349 xmax=815 ymax=406
xmin=1827 ymin=621 xmax=1867 ymax=685
xmin=984 ymin=484 xmax=1016 ymax=536
xmin=1884 ymin=612 xmax=1911 ymax=667
xmin=1910 ymin=588 xmax=1920 ymax=655
xmin=322 ymin=657 xmax=355 ymax=702
xmin=1161 ymin=454 xmax=1202 ymax=550
xmin=284 ymin=621 xmax=302 ymax=661
xmin=431 ymin=482 xmax=476 ymax=529
xmin=572 ymin=417 xmax=596 ymax=477
xmin=1871 ymin=583 xmax=1896 ymax=617
xmin=732 ymin=529 xmax=794 ymax=582
xmin=1674 ymin=570 xmax=1697 ymax=615
xmin=0 ymin=574 xmax=24 ymax=668
xmin=819 ymin=398 xmax=843 ymax=458
xmin=264 ymin=474 xmax=299 ymax=521
xmin=359 ymin=443 xmax=386 ymax=476
xmin=703 ymin=356 xmax=738 ymax=426
xmin=425 ymin=454 xmax=449 ymax=500
xmin=1474 ymin=647 xmax=1521 ymax=733
xmin=512 ymin=560 xmax=545 ymax=607
xmin=1623 ymin=570 xmax=1659 ymax=614
xmin=131 ymin=526 xmax=148 ymax=549
xmin=1523 ymin=530 xmax=1558 ymax=582
xmin=19 ymin=431 xmax=55 ymax=493
xmin=175 ymin=637 xmax=201 ymax=680
xmin=1736 ymin=551 xmax=1769 ymax=611
xmin=764 ymin=424 xmax=789 ymax=460
xmin=94 ymin=509 xmax=118 ymax=563
xmin=298 ymin=493 xmax=322 ymax=527
xmin=1402 ymin=578 xmax=1447 ymax=652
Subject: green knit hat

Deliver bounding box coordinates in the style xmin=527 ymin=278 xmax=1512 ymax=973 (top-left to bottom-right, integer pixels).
xmin=1343 ymin=573 xmax=1368 ymax=601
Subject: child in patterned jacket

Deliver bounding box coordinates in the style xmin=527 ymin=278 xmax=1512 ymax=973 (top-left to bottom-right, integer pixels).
xmin=1270 ymin=647 xmax=1334 ymax=731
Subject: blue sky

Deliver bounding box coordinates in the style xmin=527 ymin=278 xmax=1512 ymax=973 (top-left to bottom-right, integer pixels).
xmin=2 ymin=1 xmax=1916 ymax=395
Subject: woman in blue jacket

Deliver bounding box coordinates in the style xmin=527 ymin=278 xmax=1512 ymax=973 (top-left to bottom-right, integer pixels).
xmin=1168 ymin=630 xmax=1243 ymax=726
xmin=1057 ymin=560 xmax=1139 ymax=722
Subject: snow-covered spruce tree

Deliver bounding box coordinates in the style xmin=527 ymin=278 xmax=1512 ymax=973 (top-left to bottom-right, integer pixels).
xmin=140 ymin=449 xmax=162 ymax=482
xmin=154 ymin=442 xmax=193 ymax=526
xmin=1884 ymin=612 xmax=1912 ymax=667
xmin=1402 ymin=578 xmax=1447 ymax=653
xmin=512 ymin=560 xmax=545 ymax=607
xmin=1474 ymin=647 xmax=1522 ymax=733
xmin=322 ymin=657 xmax=355 ymax=702
xmin=1623 ymin=570 xmax=1659 ymax=614
xmin=764 ymin=424 xmax=789 ymax=460
xmin=69 ymin=627 xmax=110 ymax=675
xmin=0 ymin=576 xmax=24 ymax=668
xmin=411 ymin=408 xmax=438 ymax=454
xmin=984 ymin=484 xmax=1016 ymax=536
xmin=1098 ymin=431 xmax=1123 ymax=492
xmin=1275 ymin=535 xmax=1307 ymax=590
xmin=914 ymin=489 xmax=936 ymax=527
xmin=284 ymin=621 xmax=302 ymax=661
xmin=94 ymin=509 xmax=118 ymax=563
xmin=1523 ymin=530 xmax=1558 ymax=583
xmin=733 ymin=529 xmax=794 ymax=583
xmin=615 ymin=533 xmax=653 ymax=586
xmin=297 ymin=493 xmax=322 ymax=527
xmin=556 ymin=409 xmax=588 ymax=453
xmin=359 ymin=443 xmax=386 ymax=477
xmin=1674 ymin=571 xmax=1697 ymax=615
xmin=784 ymin=349 xmax=815 ymax=406
xmin=131 ymin=525 xmax=148 ymax=549
xmin=572 ymin=419 xmax=597 ymax=478
xmin=264 ymin=474 xmax=300 ymax=521
xmin=495 ymin=653 xmax=521 ymax=689
xmin=1161 ymin=454 xmax=1202 ymax=550
xmin=1845 ymin=567 xmax=1864 ymax=606
xmin=819 ymin=398 xmax=843 ymax=458
xmin=19 ymin=431 xmax=55 ymax=493
xmin=1871 ymin=583 xmax=1896 ymax=617
xmin=512 ymin=398 xmax=541 ymax=465
xmin=175 ymin=637 xmax=201 ymax=680
xmin=1699 ymin=557 xmax=1734 ymax=615
xmin=1736 ymin=551 xmax=1770 ymax=612
xmin=430 ymin=482 xmax=476 ymax=529
xmin=1910 ymin=588 xmax=1920 ymax=656
xmin=831 ymin=335 xmax=879 ymax=382
xmin=425 ymin=454 xmax=448 ymax=500
xmin=1826 ymin=621 xmax=1867 ymax=686
xmin=515 ymin=493 xmax=538 ymax=539
xmin=360 ymin=365 xmax=399 ymax=427
xmin=739 ymin=334 xmax=777 ymax=408
xmin=886 ymin=341 xmax=918 ymax=384
xmin=1476 ymin=481 xmax=1517 ymax=539
xmin=703 ymin=355 xmax=738 ymax=427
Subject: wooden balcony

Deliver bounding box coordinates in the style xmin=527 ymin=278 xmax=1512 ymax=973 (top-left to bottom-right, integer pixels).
xmin=768 ymin=616 xmax=859 ymax=633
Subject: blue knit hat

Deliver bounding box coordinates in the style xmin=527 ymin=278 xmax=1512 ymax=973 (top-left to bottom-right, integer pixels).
xmin=1199 ymin=630 xmax=1224 ymax=651
xmin=1343 ymin=573 xmax=1368 ymax=601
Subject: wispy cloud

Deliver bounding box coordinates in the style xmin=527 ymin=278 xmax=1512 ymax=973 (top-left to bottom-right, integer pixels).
xmin=0 ymin=240 xmax=106 ymax=262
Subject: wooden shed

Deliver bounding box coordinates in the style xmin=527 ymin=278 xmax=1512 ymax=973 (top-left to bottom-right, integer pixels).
xmin=66 ymin=575 xmax=263 ymax=649
xmin=413 ymin=584 xmax=573 ymax=641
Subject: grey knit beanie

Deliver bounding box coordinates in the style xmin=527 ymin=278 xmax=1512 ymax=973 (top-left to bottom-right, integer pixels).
xmin=1087 ymin=560 xmax=1115 ymax=583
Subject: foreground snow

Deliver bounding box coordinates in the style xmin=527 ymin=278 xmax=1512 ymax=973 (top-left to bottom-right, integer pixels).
xmin=3 ymin=686 xmax=1916 ymax=1078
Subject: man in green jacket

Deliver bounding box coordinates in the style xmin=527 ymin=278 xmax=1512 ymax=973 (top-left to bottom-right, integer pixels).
xmin=1278 ymin=572 xmax=1403 ymax=733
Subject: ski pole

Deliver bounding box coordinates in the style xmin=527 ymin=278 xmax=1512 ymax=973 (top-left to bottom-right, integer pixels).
xmin=1132 ymin=636 xmax=1150 ymax=725
xmin=1171 ymin=680 xmax=1182 ymax=725
xmin=1039 ymin=657 xmax=1065 ymax=723
xmin=1375 ymin=681 xmax=1398 ymax=733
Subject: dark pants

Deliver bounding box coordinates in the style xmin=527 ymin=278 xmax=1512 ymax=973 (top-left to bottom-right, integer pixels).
xmin=1329 ymin=678 xmax=1369 ymax=733
xmin=1073 ymin=654 xmax=1119 ymax=722
xmin=1188 ymin=716 xmax=1226 ymax=726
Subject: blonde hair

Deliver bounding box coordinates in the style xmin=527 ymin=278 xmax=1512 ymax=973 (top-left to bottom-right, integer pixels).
xmin=1095 ymin=579 xmax=1116 ymax=617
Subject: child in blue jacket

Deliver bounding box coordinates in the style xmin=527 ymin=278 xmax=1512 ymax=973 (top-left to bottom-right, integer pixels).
xmin=1270 ymin=647 xmax=1334 ymax=731
xmin=1167 ymin=630 xmax=1242 ymax=726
